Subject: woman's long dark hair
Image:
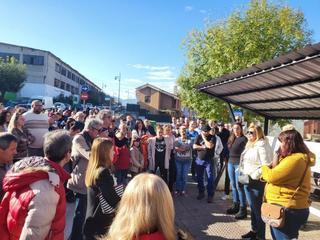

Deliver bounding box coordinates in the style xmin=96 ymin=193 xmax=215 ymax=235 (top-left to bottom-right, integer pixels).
xmin=277 ymin=129 xmax=311 ymax=159
xmin=228 ymin=123 xmax=244 ymax=148
xmin=134 ymin=119 xmax=147 ymax=133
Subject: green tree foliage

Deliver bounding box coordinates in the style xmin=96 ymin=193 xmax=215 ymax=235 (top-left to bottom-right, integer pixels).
xmin=178 ymin=0 xmax=312 ymax=122
xmin=0 ymin=57 xmax=27 ymax=100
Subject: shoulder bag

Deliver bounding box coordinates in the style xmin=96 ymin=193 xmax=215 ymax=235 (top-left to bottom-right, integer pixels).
xmin=261 ymin=159 xmax=309 ymax=228
xmin=238 ymin=150 xmax=253 ymax=185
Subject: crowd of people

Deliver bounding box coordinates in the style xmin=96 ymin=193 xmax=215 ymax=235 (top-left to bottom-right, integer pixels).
xmin=0 ymin=100 xmax=316 ymax=240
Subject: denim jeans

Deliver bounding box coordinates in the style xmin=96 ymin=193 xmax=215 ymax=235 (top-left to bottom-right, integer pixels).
xmin=114 ymin=169 xmax=128 ymax=185
xmin=244 ymin=180 xmax=266 ymax=239
xmin=270 ymin=208 xmax=309 ymax=240
xmin=196 ymin=159 xmax=216 ymax=197
xmin=71 ymin=193 xmax=87 ymax=240
xmin=228 ymin=162 xmax=246 ymax=207
xmin=175 ymin=159 xmax=191 ymax=192
xmin=168 ymin=151 xmax=176 ymax=192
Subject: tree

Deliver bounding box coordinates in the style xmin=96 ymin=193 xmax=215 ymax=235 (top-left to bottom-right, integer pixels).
xmin=0 ymin=57 xmax=27 ymax=101
xmin=53 ymin=93 xmax=73 ymax=105
xmin=178 ymin=0 xmax=312 ymax=123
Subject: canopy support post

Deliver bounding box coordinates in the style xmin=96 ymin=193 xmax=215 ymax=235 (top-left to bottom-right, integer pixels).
xmin=264 ymin=117 xmax=269 ymax=136
xmin=227 ymin=102 xmax=236 ymax=123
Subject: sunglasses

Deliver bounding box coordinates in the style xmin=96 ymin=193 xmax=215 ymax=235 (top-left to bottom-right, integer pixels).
xmin=247 ymin=131 xmax=255 ymax=135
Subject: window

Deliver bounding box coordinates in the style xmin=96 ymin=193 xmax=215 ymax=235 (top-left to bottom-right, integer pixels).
xmin=0 ymin=52 xmax=20 ymax=62
xmin=80 ymin=79 xmax=84 ymax=85
xmin=55 ymin=63 xmax=61 ymax=73
xmin=76 ymin=76 xmax=80 ymax=83
xmin=60 ymin=81 xmax=65 ymax=90
xmin=144 ymin=96 xmax=151 ymax=103
xmin=71 ymin=73 xmax=75 ymax=81
xmin=23 ymin=54 xmax=44 ymax=65
xmin=66 ymin=83 xmax=70 ymax=91
xmin=67 ymin=70 xmax=72 ymax=79
xmin=54 ymin=79 xmax=60 ymax=87
xmin=70 ymin=86 xmax=75 ymax=94
xmin=75 ymin=87 xmax=79 ymax=93
xmin=172 ymin=99 xmax=176 ymax=108
xmin=61 ymin=67 xmax=66 ymax=76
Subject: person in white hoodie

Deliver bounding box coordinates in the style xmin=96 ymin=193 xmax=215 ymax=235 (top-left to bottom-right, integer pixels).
xmin=239 ymin=123 xmax=272 ymax=240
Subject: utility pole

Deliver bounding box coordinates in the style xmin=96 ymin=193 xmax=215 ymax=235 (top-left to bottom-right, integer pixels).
xmin=115 ymin=73 xmax=121 ymax=105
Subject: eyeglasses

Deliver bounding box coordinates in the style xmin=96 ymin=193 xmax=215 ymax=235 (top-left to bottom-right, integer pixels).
xmin=247 ymin=131 xmax=255 ymax=135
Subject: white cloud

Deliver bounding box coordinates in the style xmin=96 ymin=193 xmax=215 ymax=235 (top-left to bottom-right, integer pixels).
xmin=129 ymin=64 xmax=172 ymax=71
xmin=146 ymin=70 xmax=176 ymax=80
xmin=129 ymin=63 xmax=177 ymax=81
xmin=199 ymin=9 xmax=207 ymax=14
xmin=185 ymin=6 xmax=193 ymax=12
xmin=150 ymin=81 xmax=176 ymax=93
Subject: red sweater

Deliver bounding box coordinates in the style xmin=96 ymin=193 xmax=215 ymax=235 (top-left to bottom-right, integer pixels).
xmin=139 ymin=231 xmax=166 ymax=240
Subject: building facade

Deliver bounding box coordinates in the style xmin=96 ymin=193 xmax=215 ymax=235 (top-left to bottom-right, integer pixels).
xmin=0 ymin=42 xmax=101 ymax=100
xmin=136 ymin=83 xmax=181 ymax=116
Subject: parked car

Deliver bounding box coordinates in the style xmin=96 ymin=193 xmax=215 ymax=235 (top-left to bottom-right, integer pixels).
xmin=5 ymin=100 xmax=18 ymax=108
xmin=54 ymin=102 xmax=66 ymax=110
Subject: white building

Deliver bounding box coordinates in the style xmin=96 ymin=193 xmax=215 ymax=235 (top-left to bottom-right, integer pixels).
xmin=0 ymin=42 xmax=101 ymax=100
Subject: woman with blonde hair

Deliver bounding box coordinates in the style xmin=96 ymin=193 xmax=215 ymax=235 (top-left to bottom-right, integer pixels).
xmin=8 ymin=112 xmax=34 ymax=162
xmin=83 ymin=138 xmax=121 ymax=240
xmin=106 ymin=173 xmax=176 ymax=240
xmin=239 ymin=123 xmax=272 ymax=240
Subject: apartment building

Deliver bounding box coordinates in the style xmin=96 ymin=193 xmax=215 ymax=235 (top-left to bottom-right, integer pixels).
xmin=0 ymin=42 xmax=101 ymax=100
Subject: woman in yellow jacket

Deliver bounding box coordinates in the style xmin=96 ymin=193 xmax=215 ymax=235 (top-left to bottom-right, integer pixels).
xmin=261 ymin=125 xmax=315 ymax=240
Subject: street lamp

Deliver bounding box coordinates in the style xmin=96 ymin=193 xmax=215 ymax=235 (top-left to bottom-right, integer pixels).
xmin=115 ymin=73 xmax=121 ymax=105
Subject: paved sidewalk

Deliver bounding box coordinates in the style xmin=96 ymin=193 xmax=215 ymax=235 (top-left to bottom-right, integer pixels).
xmin=174 ymin=176 xmax=320 ymax=240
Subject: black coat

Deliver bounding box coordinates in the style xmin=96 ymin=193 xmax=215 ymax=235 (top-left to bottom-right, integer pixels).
xmin=83 ymin=167 xmax=121 ymax=239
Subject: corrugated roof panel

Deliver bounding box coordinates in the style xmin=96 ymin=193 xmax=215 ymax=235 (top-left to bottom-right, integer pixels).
xmin=197 ymin=43 xmax=320 ymax=119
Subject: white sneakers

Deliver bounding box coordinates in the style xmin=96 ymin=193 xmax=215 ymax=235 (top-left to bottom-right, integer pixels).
xmin=221 ymin=194 xmax=231 ymax=200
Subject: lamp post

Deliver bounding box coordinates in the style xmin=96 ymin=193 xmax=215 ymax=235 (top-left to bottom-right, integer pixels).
xmin=115 ymin=73 xmax=121 ymax=105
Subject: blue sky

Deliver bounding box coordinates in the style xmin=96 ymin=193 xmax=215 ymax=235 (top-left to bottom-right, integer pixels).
xmin=1 ymin=0 xmax=319 ymax=99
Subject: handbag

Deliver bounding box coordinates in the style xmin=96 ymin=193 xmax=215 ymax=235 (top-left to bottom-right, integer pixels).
xmin=261 ymin=202 xmax=285 ymax=228
xmin=238 ymin=172 xmax=252 ymax=185
xmin=261 ymin=159 xmax=309 ymax=228
xmin=237 ymin=150 xmax=254 ymax=186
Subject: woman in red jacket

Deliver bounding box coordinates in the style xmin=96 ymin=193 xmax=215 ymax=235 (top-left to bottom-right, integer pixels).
xmin=106 ymin=173 xmax=176 ymax=240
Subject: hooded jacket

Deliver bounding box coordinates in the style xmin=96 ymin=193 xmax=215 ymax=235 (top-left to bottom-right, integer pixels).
xmin=262 ymin=152 xmax=316 ymax=209
xmin=0 ymin=156 xmax=70 ymax=240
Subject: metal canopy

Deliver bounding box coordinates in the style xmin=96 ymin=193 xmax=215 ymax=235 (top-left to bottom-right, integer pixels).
xmin=197 ymin=42 xmax=320 ymax=119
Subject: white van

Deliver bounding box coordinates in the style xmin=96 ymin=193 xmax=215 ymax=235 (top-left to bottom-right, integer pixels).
xmin=31 ymin=96 xmax=54 ymax=109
